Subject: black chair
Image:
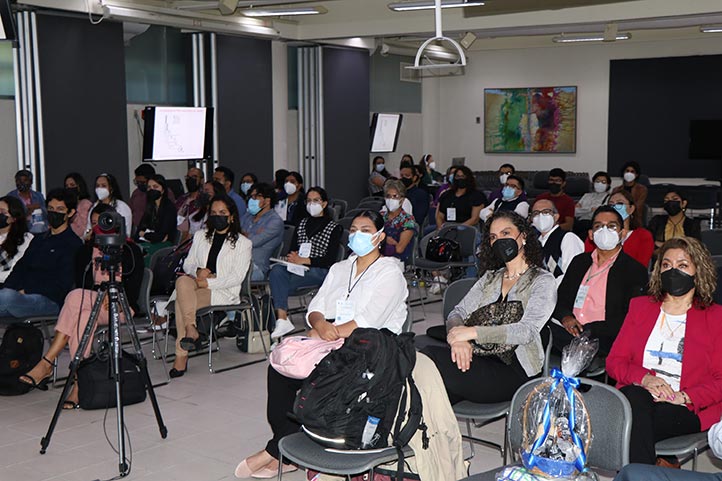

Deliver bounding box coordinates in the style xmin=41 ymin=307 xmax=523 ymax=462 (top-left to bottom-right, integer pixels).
xmin=685 ymin=185 xmax=719 ymax=222
xmin=329 ymin=199 xmax=348 ymax=219
xmin=702 ymin=230 xmax=722 ymax=256
xmin=655 ymin=431 xmax=710 ymax=471
xmin=565 ymin=176 xmax=591 ymax=201
xmin=338 ymin=217 xmax=354 ymax=230
xmin=646 ymin=183 xmax=676 ymax=209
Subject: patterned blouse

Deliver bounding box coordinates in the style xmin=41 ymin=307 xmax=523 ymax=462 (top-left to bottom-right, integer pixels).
xmin=383 ymin=210 xmax=416 ymax=261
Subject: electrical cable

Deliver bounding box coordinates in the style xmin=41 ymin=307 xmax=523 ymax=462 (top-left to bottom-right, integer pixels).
xmin=86 ymin=0 xmax=104 ymax=25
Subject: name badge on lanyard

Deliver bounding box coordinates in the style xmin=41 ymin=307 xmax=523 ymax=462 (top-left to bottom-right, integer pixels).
xmin=446 ymin=207 xmax=457 ymax=222
xmin=335 ymin=299 xmax=355 ymax=323
xmin=574 ymin=285 xmax=590 ymax=309
xmin=298 ymin=242 xmax=312 ymax=258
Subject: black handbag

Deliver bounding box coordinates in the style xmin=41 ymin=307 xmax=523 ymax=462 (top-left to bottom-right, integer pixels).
xmin=77 ymin=347 xmax=146 ymax=410
xmin=425 ymin=235 xmax=461 ymax=263
xmin=464 ymin=300 xmax=524 ymax=364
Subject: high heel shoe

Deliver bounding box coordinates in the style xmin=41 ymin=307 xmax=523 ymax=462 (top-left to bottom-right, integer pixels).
xmin=19 ymin=356 xmax=56 ymax=391
xmin=169 ymin=358 xmax=188 ymax=378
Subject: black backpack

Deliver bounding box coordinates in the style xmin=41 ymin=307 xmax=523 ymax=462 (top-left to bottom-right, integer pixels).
xmin=294 ymin=328 xmax=428 ymax=477
xmin=0 ymin=324 xmax=44 ymax=396
xmin=425 ymin=235 xmax=461 ymax=263
xmin=151 ymin=238 xmax=193 ymax=295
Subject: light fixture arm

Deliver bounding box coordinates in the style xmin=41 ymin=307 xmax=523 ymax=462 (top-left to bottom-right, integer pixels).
xmin=412 ymin=0 xmax=466 ymax=68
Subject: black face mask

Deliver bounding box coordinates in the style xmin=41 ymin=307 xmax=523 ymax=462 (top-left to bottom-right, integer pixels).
xmin=454 ymin=178 xmax=468 ymax=189
xmin=0 ymin=214 xmax=8 ymax=229
xmin=208 ymin=215 xmax=229 ymax=231
xmin=492 ymin=237 xmax=520 ymax=263
xmin=663 ymin=200 xmax=682 ymax=216
xmin=146 ymin=189 xmax=162 ymax=202
xmin=401 ymin=177 xmax=413 ymax=188
xmin=47 ymin=211 xmax=66 ymax=229
xmin=16 ymin=183 xmax=30 ymax=193
xmin=661 ymin=268 xmax=695 ymax=297
xmin=185 ymin=177 xmax=199 ymax=193
xmin=548 ymin=183 xmax=562 ymax=194
xmin=65 ymin=187 xmax=79 ymax=197
xmin=136 ymin=183 xmax=148 ymax=193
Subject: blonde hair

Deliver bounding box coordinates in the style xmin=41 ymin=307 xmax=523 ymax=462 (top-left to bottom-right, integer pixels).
xmin=649 ymin=237 xmax=717 ymax=308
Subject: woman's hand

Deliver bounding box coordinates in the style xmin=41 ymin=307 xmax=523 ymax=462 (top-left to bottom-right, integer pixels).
xmin=196 ymin=268 xmax=212 ymax=280
xmin=447 ymin=326 xmax=476 ymax=345
xmin=195 ymin=278 xmax=208 ymax=289
xmin=450 ymin=341 xmax=473 ymax=372
xmin=307 ymin=328 xmax=319 ymax=339
xmin=561 ymin=316 xmax=583 ymax=337
xmin=287 ymin=251 xmax=309 ymax=265
xmin=315 ymin=322 xmax=340 ymax=341
xmin=641 ymin=374 xmax=676 ymax=401
xmin=654 ymin=391 xmax=689 ymax=405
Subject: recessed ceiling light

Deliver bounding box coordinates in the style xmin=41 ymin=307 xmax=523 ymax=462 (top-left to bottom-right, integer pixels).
xmin=700 ymin=25 xmax=722 ymax=33
xmin=242 ymin=6 xmax=326 ymax=17
xmin=388 ymin=1 xmax=485 ymax=12
xmin=552 ymin=32 xmax=632 ymax=43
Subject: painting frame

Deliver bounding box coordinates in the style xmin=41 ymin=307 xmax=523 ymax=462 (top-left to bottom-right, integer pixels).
xmin=484 ymin=86 xmax=578 ymax=154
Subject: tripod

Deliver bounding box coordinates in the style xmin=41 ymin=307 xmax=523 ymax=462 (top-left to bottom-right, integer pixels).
xmin=40 ymin=260 xmax=167 ymax=477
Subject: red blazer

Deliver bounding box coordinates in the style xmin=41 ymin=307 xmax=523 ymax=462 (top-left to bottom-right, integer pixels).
xmin=607 ymin=296 xmax=722 ymax=430
xmin=584 ymin=228 xmax=654 ymax=268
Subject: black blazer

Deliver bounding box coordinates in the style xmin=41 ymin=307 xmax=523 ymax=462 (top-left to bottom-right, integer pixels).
xmin=646 ymin=215 xmax=701 ymax=244
xmin=553 ymin=250 xmax=648 ymax=339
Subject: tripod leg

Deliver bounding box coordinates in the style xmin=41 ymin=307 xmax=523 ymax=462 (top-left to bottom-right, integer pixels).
xmin=117 ymin=289 xmax=168 ymax=439
xmin=106 ymin=287 xmax=128 ymax=475
xmin=40 ymin=289 xmax=107 ymax=454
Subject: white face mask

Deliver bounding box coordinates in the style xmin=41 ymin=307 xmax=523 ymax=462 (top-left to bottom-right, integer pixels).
xmin=284 ymin=182 xmax=297 ymax=195
xmin=593 ymin=182 xmax=608 ymax=193
xmin=499 ymin=173 xmax=510 ymax=185
xmin=623 ymin=172 xmax=636 ymax=183
xmin=593 ymin=227 xmax=620 ymax=251
xmin=428 ymin=161 xmax=436 ymax=171
xmin=375 ymin=164 xmax=385 ymax=172
xmin=306 ymin=202 xmax=323 ymax=217
xmin=385 ymin=198 xmax=401 ymax=212
xmin=95 ymin=187 xmax=110 ymax=201
xmin=532 ymin=213 xmax=556 ymax=234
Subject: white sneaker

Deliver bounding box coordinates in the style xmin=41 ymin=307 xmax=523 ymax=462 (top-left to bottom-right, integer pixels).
xmin=428 ymin=281 xmax=441 ymax=295
xmin=271 ymin=318 xmax=295 ymax=339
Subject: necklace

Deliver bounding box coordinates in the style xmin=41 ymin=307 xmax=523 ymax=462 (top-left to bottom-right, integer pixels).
xmin=504 ymin=268 xmax=528 ymax=280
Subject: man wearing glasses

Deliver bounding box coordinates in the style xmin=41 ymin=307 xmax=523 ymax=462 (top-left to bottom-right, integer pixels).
xmin=550 ymin=205 xmax=648 ymax=355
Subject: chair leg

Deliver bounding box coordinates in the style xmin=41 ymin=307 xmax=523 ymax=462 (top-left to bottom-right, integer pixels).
xmin=208 ymin=315 xmax=214 ymax=373
xmin=502 ymin=414 xmax=509 ymax=464
xmin=250 ymin=303 xmax=269 ymax=358
xmin=465 ymin=418 xmax=476 ymax=460
xmin=278 ymin=453 xmax=284 ymax=481
xmin=692 ymin=447 xmax=698 ymax=471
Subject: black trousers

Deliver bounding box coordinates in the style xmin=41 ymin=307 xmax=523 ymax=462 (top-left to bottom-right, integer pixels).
xmin=265 ymin=365 xmax=303 ymax=459
xmin=422 ymin=345 xmax=531 ymax=404
xmin=549 ymin=321 xmax=615 ymax=356
xmin=621 ymin=385 xmax=701 ymax=464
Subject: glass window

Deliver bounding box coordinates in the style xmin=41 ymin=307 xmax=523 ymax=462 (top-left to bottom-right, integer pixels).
xmin=0 ymin=42 xmax=15 ymax=97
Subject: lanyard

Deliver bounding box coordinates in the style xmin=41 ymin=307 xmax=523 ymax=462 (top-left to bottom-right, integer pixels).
xmin=347 ymin=257 xmax=380 ymax=299
xmin=584 ymin=254 xmax=617 ymax=284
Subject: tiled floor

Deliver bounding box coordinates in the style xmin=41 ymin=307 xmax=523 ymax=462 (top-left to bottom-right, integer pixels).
xmin=1 ymin=297 xmax=720 ymax=481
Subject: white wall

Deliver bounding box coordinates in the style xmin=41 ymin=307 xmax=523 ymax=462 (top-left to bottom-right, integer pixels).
xmin=425 ymin=36 xmax=722 ymax=178
xmin=0 ymin=99 xmax=18 ymax=194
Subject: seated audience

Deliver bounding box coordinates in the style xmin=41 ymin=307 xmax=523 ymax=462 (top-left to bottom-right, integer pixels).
xmin=19 ymin=204 xmax=148 ymax=401
xmin=551 ymin=206 xmax=648 ymax=355
xmin=382 ymin=179 xmax=416 ymax=262
xmin=213 ymin=166 xmax=247 ymax=217
xmin=575 ymin=171 xmax=612 ymax=230
xmin=647 ymin=189 xmax=702 ymax=251
xmin=129 ymin=164 xmax=154 ymax=229
xmin=8 ymin=169 xmax=47 ymax=234
xmin=273 ymin=169 xmax=290 ymax=202
xmin=434 ymin=166 xmax=458 ymax=207
xmin=435 ymin=165 xmax=487 ymax=230
xmin=0 ymin=189 xmax=82 ymax=320
xmin=240 ymin=172 xmax=258 ymax=200
xmin=90 ymin=173 xmax=132 ymax=235
xmin=0 ymin=196 xmax=32 ymax=286
xmin=535 ymin=168 xmax=575 ymax=231
xmin=64 ymin=172 xmax=93 ymax=239
xmin=488 ymin=163 xmax=527 ymax=203
xmin=422 ymin=210 xmax=556 ymax=404
xmin=275 ymin=171 xmax=306 ymax=226
xmin=531 ymin=199 xmax=584 ymax=285
xmin=368 ymin=156 xmax=391 ymax=195
xmin=480 ymin=174 xmax=530 ymax=222
xmin=136 ymin=174 xmax=178 ymax=265
xmin=612 ymin=160 xmax=648 ymax=218
xmin=400 ymin=163 xmax=430 ymax=224
xmin=241 ymin=183 xmax=284 ymax=281
xmin=269 ymin=187 xmax=342 ymax=340
xmin=607 ymin=237 xmax=722 ymax=465
xmin=584 ymin=190 xmax=655 ymax=268
xmin=175 ymin=167 xmax=205 ymax=243
xmin=419 ymin=154 xmax=442 ymax=184
xmin=234 ymin=210 xmax=407 ymax=478
xmin=169 ymin=195 xmax=252 ymax=377
xmin=204 ymin=180 xmax=226 ymax=199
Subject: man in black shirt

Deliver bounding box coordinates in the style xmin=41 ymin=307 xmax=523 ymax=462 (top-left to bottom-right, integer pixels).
xmin=400 ymin=164 xmax=431 ymax=227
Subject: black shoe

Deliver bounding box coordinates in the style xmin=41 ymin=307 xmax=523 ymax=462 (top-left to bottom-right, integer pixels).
xmin=179 ymin=336 xmax=202 ymax=352
xmin=169 ymin=359 xmax=188 ymax=378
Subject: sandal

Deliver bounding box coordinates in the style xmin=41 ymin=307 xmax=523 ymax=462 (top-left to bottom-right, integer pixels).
xmin=19 ymin=356 xmax=56 ymax=391
xmin=63 ymin=400 xmax=80 ymax=410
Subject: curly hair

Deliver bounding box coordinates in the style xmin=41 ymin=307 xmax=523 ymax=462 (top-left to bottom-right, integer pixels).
xmin=204 ymin=194 xmax=240 ymax=248
xmin=478 ymin=210 xmax=544 ymax=272
xmin=649 ymin=237 xmax=717 ymax=308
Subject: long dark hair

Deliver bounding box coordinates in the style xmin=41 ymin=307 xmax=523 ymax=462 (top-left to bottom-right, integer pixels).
xmin=372 ymin=156 xmax=391 ymax=178
xmin=141 ymin=174 xmax=170 ymax=229
xmin=95 ymin=173 xmax=124 ymax=203
xmin=64 ymin=172 xmax=90 ymax=200
xmin=351 ymin=210 xmax=386 ymax=253
xmin=204 ymin=194 xmax=240 ymax=248
xmin=478 ymin=210 xmax=543 ymax=272
xmin=0 ymin=196 xmax=27 ymax=258
xmin=451 ymin=166 xmax=477 ymax=192
xmin=194 ymin=181 xmax=226 ymax=222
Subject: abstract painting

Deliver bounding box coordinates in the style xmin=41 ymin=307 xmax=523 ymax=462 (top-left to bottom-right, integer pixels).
xmin=484 ymin=86 xmax=577 ymax=153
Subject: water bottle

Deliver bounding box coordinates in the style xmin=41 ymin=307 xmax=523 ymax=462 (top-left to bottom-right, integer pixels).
xmin=361 ymin=416 xmax=380 ymax=448
xmin=31 ymin=209 xmax=43 ymax=229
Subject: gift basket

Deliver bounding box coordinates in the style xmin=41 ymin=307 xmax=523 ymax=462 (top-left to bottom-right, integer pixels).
xmin=497 ymin=334 xmax=600 ymax=481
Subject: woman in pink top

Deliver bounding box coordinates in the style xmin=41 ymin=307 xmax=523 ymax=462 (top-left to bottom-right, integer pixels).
xmin=64 ymin=173 xmax=93 ymax=239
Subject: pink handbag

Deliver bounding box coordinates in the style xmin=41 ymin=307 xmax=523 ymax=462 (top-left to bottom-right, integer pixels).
xmin=269 ymin=337 xmax=344 ymax=379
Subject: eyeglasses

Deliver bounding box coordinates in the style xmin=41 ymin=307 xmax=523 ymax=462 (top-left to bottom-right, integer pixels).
xmin=385 ymin=194 xmax=402 ymax=200
xmin=307 ymin=199 xmax=323 ymax=205
xmin=530 ymin=209 xmax=554 ymax=217
xmin=592 ymin=222 xmax=621 ymax=232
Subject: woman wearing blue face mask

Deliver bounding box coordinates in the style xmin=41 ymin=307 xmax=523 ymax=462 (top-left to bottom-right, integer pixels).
xmin=583 ymin=189 xmax=654 ymax=268
xmin=479 ymin=174 xmax=530 ymax=222
xmin=239 ymin=172 xmax=257 ymax=200
xmin=368 ymin=156 xmax=391 ymax=196
xmin=234 ymin=210 xmax=408 ymax=479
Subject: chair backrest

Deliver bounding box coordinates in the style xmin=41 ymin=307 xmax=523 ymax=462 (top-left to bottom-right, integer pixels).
xmin=330 ymin=199 xmax=348 ymax=218
xmin=702 ymin=230 xmax=722 ymax=256
xmin=345 ymin=208 xmax=371 ymax=219
xmin=338 ymin=217 xmax=354 ymax=230
xmin=281 ymin=224 xmax=296 ymax=256
xmin=508 ymin=378 xmax=631 ymax=472
xmin=138 ymin=268 xmax=153 ymax=317
xmin=339 ymin=229 xmax=350 ymax=259
xmin=442 ymin=278 xmax=477 ymax=320
xmin=149 ymin=245 xmax=175 ymax=270
xmin=356 ymin=199 xmax=384 ymax=211
xmin=437 ymin=224 xmax=478 ymax=258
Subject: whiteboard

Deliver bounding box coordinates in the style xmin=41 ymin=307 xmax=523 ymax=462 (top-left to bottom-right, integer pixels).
xmin=151 ymin=107 xmax=207 ymax=161
xmin=370 ymin=113 xmax=402 ymax=153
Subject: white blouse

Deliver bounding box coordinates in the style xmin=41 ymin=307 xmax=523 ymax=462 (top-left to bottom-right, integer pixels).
xmin=0 ymin=231 xmax=33 ymax=283
xmin=305 ymin=255 xmax=408 ymax=334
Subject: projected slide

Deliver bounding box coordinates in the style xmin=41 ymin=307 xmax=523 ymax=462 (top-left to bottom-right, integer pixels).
xmin=151 ymin=107 xmax=207 ymax=161
xmin=370 ymin=113 xmax=402 ymax=153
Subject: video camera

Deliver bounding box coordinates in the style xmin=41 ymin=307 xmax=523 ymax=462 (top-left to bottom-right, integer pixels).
xmin=94 ymin=211 xmax=126 ymax=270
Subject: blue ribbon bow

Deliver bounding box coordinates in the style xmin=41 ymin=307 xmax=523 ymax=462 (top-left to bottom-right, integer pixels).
xmin=526 ymin=368 xmax=587 ymax=474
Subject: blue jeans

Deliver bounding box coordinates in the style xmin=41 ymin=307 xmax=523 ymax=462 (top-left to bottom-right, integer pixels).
xmin=614 ymin=464 xmax=722 ymax=481
xmin=0 ymin=288 xmax=60 ymax=319
xmin=251 ymin=263 xmax=268 ymax=282
xmin=268 ymin=264 xmax=329 ymax=311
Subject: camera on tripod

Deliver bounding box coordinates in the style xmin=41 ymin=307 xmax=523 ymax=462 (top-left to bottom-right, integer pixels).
xmin=95 ymin=211 xmax=126 ymax=270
